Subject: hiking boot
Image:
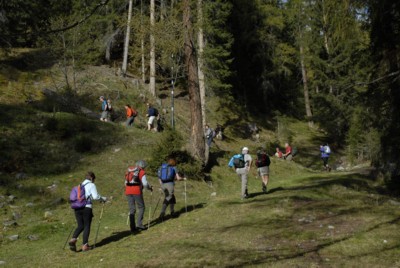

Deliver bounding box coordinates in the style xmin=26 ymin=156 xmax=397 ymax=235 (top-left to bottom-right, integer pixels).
xmin=82 ymin=244 xmax=92 ymax=252
xmin=68 ymin=238 xmax=77 ymax=252
xmin=137 ymin=225 xmax=147 ymax=231
xmin=241 ymin=194 xmax=248 ymax=200
xmin=328 ymin=167 xmax=332 ymax=172
xmin=262 ymin=185 xmax=267 ymax=193
xmin=158 ymin=212 xmax=165 ymax=222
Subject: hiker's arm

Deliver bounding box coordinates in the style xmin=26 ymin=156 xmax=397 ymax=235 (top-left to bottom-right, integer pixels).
xmin=141 ymin=175 xmax=152 ymax=191
xmin=88 ymin=184 xmax=106 ymax=201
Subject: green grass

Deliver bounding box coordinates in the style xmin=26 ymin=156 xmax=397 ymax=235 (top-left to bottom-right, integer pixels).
xmin=1 ymin=58 xmax=400 ymax=267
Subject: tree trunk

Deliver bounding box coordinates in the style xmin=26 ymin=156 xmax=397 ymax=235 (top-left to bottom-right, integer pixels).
xmin=299 ymin=42 xmax=313 ymax=127
xmin=183 ymin=0 xmax=205 ymax=163
xmin=141 ymin=0 xmax=145 ymax=83
xmin=149 ymin=0 xmax=156 ymax=96
xmin=197 ymin=0 xmax=208 ymax=161
xmin=122 ymin=0 xmax=133 ymax=77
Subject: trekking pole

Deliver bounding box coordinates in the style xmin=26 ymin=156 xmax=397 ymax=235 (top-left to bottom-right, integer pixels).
xmin=62 ymin=226 xmax=74 ymax=250
xmin=126 ymin=212 xmax=129 ymax=225
xmin=151 ymin=189 xmax=163 ymax=220
xmin=184 ymin=178 xmax=187 ymax=213
xmin=147 ymin=190 xmax=153 ymax=230
xmin=93 ymin=202 xmax=105 ymax=249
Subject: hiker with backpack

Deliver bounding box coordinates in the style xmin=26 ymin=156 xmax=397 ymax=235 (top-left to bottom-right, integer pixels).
xmin=320 ymin=144 xmax=332 ymax=171
xmin=146 ymin=103 xmax=159 ymax=131
xmin=255 ymin=148 xmax=271 ymax=193
xmin=125 ymin=104 xmax=138 ymax=127
xmin=204 ymin=124 xmax=215 ymax=147
xmin=157 ymin=157 xmax=183 ymax=220
xmin=228 ymin=147 xmax=253 ymax=199
xmin=125 ymin=160 xmax=153 ymax=233
xmin=69 ymin=172 xmax=107 ymax=252
xmin=99 ymin=96 xmax=110 ymax=122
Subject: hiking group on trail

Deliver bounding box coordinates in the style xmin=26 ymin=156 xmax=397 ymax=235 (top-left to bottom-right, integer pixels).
xmin=68 ymin=157 xmax=184 ymax=252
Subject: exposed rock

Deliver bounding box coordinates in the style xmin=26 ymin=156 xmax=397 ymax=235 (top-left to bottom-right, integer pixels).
xmin=389 ymin=200 xmax=400 ymax=206
xmin=0 ymin=260 xmax=5 ymax=265
xmin=25 ymin=202 xmax=34 ymax=207
xmin=3 ymin=220 xmax=17 ymax=227
xmin=0 ymin=203 xmax=4 ymax=208
xmin=12 ymin=212 xmax=22 ymax=220
xmin=44 ymin=211 xmax=53 ymax=219
xmin=15 ymin=173 xmax=27 ymax=180
xmin=8 ymin=235 xmax=19 ymax=241
xmin=27 ymin=234 xmax=39 ymax=241
xmin=210 ymin=192 xmax=217 ymax=197
xmin=50 ymin=198 xmax=64 ymax=206
xmin=8 ymin=195 xmax=16 ymax=203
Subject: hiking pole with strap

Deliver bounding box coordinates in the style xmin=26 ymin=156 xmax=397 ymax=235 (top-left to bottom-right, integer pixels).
xmin=151 ymin=188 xmax=163 ymax=220
xmin=184 ymin=178 xmax=187 ymax=213
xmin=147 ymin=190 xmax=153 ymax=230
xmin=62 ymin=226 xmax=74 ymax=250
xmin=93 ymin=202 xmax=105 ymax=249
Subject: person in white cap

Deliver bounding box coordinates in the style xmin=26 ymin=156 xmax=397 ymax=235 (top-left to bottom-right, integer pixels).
xmin=228 ymin=146 xmax=252 ymax=199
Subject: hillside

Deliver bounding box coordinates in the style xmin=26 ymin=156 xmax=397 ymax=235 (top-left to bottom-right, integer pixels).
xmin=1 ymin=58 xmax=400 ymax=267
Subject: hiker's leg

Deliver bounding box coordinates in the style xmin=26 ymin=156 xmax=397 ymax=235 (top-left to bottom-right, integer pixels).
xmin=82 ymin=208 xmax=93 ymax=245
xmin=240 ymin=170 xmax=248 ymax=197
xmin=72 ymin=209 xmax=84 ymax=239
xmin=127 ymin=195 xmax=136 ymax=230
xmin=135 ymin=195 xmax=145 ymax=227
xmin=169 ymin=194 xmax=176 ymax=214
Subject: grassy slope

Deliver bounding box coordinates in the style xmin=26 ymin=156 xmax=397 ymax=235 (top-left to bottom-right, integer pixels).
xmin=1 ymin=57 xmax=400 ymax=267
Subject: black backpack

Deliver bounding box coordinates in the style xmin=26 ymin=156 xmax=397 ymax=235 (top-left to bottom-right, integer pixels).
xmin=233 ymin=154 xmax=245 ymax=168
xmin=256 ymin=153 xmax=270 ymax=167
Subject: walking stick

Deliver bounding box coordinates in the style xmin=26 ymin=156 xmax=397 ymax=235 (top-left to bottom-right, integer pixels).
xmin=62 ymin=226 xmax=74 ymax=250
xmin=151 ymin=189 xmax=163 ymax=220
xmin=126 ymin=212 xmax=129 ymax=225
xmin=184 ymin=178 xmax=187 ymax=213
xmin=147 ymin=191 xmax=153 ymax=230
xmin=93 ymin=202 xmax=105 ymax=248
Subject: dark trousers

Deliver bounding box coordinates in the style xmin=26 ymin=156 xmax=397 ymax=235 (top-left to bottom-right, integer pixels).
xmin=127 ymin=194 xmax=145 ymax=228
xmin=72 ymin=207 xmax=93 ymax=245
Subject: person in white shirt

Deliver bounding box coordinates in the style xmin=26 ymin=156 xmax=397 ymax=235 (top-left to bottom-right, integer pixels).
xmin=69 ymin=172 xmax=107 ymax=252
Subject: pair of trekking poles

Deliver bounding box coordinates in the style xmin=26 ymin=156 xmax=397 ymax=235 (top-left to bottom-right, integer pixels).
xmin=63 ymin=202 xmax=105 ymax=250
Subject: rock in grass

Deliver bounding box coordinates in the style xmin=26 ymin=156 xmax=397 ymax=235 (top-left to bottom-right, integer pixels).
xmin=210 ymin=192 xmax=217 ymax=197
xmin=44 ymin=211 xmax=53 ymax=219
xmin=27 ymin=234 xmax=39 ymax=241
xmin=8 ymin=235 xmax=19 ymax=241
xmin=3 ymin=220 xmax=17 ymax=227
xmin=25 ymin=202 xmax=34 ymax=207
xmin=12 ymin=212 xmax=22 ymax=220
xmin=0 ymin=260 xmax=6 ymax=265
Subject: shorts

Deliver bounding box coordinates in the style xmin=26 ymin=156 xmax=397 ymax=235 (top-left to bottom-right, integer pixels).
xmin=258 ymin=166 xmax=269 ymax=176
xmin=148 ymin=116 xmax=156 ymax=125
xmin=101 ymin=111 xmax=109 ymax=119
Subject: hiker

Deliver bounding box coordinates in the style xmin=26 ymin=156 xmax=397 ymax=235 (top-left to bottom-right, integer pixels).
xmin=255 ymin=148 xmax=271 ymax=193
xmin=228 ymin=147 xmax=253 ymax=199
xmin=69 ymin=172 xmax=107 ymax=252
xmin=215 ymin=124 xmax=223 ymax=140
xmin=283 ymin=143 xmax=293 ymax=161
xmin=107 ymin=99 xmax=113 ymax=121
xmin=125 ymin=160 xmax=153 ymax=233
xmin=320 ymin=144 xmax=332 ymax=171
xmin=146 ymin=103 xmax=159 ymax=131
xmin=125 ymin=104 xmax=137 ymax=127
xmin=99 ymin=96 xmax=109 ymax=122
xmin=157 ymin=157 xmax=183 ymax=220
xmin=204 ymin=124 xmax=214 ymax=147
xmin=275 ymin=147 xmax=283 ymax=158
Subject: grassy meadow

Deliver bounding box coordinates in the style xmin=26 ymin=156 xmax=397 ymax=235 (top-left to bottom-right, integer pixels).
xmin=1 ymin=52 xmax=400 ymax=267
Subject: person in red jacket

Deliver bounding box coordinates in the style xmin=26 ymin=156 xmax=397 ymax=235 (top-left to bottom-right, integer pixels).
xmin=125 ymin=160 xmax=153 ymax=233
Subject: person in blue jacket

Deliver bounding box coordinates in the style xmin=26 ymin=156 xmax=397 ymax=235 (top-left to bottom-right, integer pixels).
xmin=320 ymin=144 xmax=331 ymax=171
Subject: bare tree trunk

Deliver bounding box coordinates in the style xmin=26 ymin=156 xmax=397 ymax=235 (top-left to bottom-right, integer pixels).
xmin=322 ymin=0 xmax=333 ymax=94
xmin=141 ymin=0 xmax=145 ymax=83
xmin=183 ymin=0 xmax=205 ymax=163
xmin=149 ymin=0 xmax=156 ymax=96
xmin=197 ymin=0 xmax=208 ymax=161
xmin=299 ymin=42 xmax=313 ymax=127
xmin=61 ymin=32 xmax=70 ymax=90
xmin=122 ymin=0 xmax=133 ymax=77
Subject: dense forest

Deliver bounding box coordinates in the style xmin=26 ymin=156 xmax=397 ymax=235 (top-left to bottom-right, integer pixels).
xmin=1 ymin=0 xmax=399 ymax=191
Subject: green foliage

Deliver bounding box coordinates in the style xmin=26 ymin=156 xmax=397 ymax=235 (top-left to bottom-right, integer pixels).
xmin=149 ymin=129 xmax=203 ymax=180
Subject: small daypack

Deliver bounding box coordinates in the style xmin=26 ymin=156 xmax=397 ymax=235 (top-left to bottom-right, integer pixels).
xmin=158 ymin=163 xmax=176 ymax=182
xmin=233 ymin=154 xmax=245 ymax=168
xmin=69 ymin=183 xmax=88 ymax=209
xmin=131 ymin=108 xmax=138 ymax=117
xmin=125 ymin=166 xmax=141 ymax=186
xmin=256 ymin=153 xmax=270 ymax=168
xmin=324 ymin=145 xmax=331 ymax=154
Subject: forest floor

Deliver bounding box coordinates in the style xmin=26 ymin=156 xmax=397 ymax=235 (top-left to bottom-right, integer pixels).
xmin=0 ymin=52 xmax=399 ymax=267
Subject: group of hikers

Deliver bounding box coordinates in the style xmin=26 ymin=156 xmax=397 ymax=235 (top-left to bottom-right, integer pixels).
xmin=68 ymin=157 xmax=183 ymax=252
xmin=228 ymin=142 xmax=332 ymax=199
xmin=99 ymin=96 xmax=161 ymax=131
